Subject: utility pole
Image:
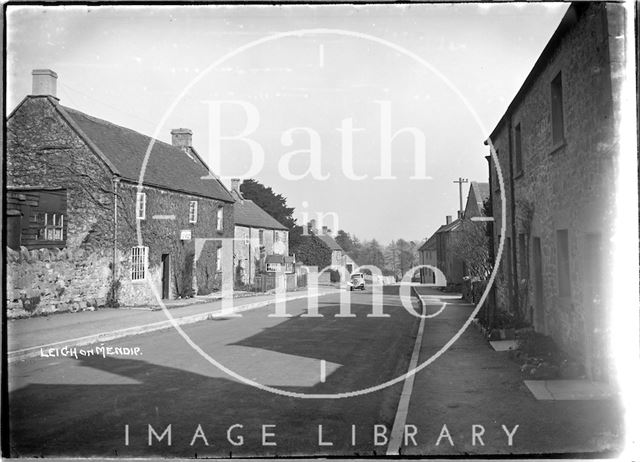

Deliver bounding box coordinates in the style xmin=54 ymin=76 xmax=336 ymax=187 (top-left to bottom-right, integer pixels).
xmin=453 ymin=177 xmax=468 ymax=218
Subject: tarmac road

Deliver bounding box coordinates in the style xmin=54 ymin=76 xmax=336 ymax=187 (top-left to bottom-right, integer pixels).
xmin=7 ymin=287 xmax=421 ymax=458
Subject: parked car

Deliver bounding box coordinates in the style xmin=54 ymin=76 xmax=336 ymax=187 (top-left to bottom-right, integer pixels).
xmin=348 ymin=272 xmax=366 ymax=291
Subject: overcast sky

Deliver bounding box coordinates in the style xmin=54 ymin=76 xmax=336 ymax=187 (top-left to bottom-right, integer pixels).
xmin=6 ymin=3 xmax=569 ymax=245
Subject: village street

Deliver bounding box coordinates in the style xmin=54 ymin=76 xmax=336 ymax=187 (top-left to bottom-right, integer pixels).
xmin=7 ymin=286 xmax=623 ymax=458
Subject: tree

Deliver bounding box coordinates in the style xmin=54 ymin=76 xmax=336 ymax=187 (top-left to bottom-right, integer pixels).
xmin=335 ymin=230 xmax=355 ymax=253
xmin=240 ymin=179 xmax=295 ymax=228
xmin=360 ymin=239 xmax=385 ymax=269
xmin=239 ymin=179 xmax=305 ymax=252
xmin=294 ymin=234 xmax=332 ymax=269
xmin=449 ymin=219 xmax=493 ymax=279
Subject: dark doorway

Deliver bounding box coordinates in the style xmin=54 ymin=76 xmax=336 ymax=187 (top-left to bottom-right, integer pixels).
xmin=532 ymin=237 xmax=545 ymax=333
xmin=161 ymin=253 xmax=171 ymax=299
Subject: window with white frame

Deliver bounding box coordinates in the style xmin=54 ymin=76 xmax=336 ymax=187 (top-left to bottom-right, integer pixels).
xmin=131 ymin=246 xmax=148 ymax=281
xmin=216 ymin=246 xmax=222 ymax=271
xmin=189 ymin=201 xmax=198 ymax=223
xmin=216 ymin=206 xmax=224 ymax=231
xmin=136 ymin=192 xmax=146 ymax=220
xmin=39 ymin=212 xmax=64 ymax=241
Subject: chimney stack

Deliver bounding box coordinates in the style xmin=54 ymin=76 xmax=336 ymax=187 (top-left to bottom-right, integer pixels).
xmin=171 ymin=128 xmax=192 ymax=148
xmin=32 ymin=69 xmax=58 ymax=98
xmin=308 ymin=219 xmax=317 ymax=235
xmin=231 ymin=178 xmax=241 ymax=192
xmin=446 ymin=215 xmax=452 ymax=225
xmin=322 ymin=226 xmax=328 ymax=235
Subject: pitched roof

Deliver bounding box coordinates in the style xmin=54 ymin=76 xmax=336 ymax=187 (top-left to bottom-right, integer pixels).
xmin=471 ymin=182 xmax=490 ymax=203
xmin=418 ymin=234 xmax=437 ymax=252
xmin=49 ymin=99 xmax=233 ymax=202
xmin=316 ymin=234 xmax=343 ymax=251
xmin=465 ymin=181 xmax=490 ymax=217
xmin=436 ymin=218 xmax=462 ymax=234
xmin=233 ymin=198 xmax=288 ymax=230
xmin=265 ymin=254 xmax=285 ymax=264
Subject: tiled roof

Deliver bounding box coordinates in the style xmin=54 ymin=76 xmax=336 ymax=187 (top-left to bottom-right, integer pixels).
xmin=55 ymin=100 xmax=233 ymax=202
xmin=234 ymin=199 xmax=288 ymax=230
xmin=316 ymin=234 xmax=343 ymax=251
xmin=265 ymin=254 xmax=285 ymax=264
xmin=418 ymin=234 xmax=438 ymax=251
xmin=436 ymin=218 xmax=462 ymax=234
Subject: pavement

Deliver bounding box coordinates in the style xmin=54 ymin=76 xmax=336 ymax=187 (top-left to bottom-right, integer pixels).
xmin=7 ymin=286 xmax=341 ymax=362
xmin=396 ymin=286 xmax=624 ymax=456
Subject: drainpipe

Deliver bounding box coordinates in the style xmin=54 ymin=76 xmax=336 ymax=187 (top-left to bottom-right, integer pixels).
xmin=112 ymin=176 xmax=120 ymax=287
xmin=507 ymin=116 xmax=520 ymax=318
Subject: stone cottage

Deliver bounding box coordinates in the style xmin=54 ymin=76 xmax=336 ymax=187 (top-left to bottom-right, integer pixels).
xmin=420 ymin=182 xmax=490 ymax=286
xmin=228 ymin=179 xmax=290 ymax=287
xmin=485 ymin=2 xmax=623 ymax=380
xmin=418 ymin=235 xmax=437 ymax=284
xmin=6 ymin=69 xmax=235 ymax=312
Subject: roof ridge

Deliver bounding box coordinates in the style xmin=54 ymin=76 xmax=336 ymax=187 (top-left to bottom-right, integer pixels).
xmin=60 ymin=104 xmax=180 ymax=153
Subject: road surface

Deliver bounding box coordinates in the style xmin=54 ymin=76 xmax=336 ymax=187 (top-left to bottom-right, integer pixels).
xmin=8 ymin=287 xmax=420 ymax=457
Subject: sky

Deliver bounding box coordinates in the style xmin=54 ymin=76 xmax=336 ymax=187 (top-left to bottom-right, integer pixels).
xmin=6 ymin=3 xmax=569 ymax=245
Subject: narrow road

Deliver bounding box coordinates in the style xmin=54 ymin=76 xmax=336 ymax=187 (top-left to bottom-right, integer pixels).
xmin=8 ymin=287 xmax=421 ymax=457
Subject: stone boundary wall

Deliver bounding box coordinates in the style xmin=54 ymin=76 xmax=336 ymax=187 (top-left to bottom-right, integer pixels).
xmin=6 ymin=246 xmax=112 ymax=319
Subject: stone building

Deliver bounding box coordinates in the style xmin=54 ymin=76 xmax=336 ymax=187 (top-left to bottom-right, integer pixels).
xmin=418 ymin=235 xmax=437 ymax=284
xmin=485 ymin=2 xmax=623 ymax=380
xmin=434 ymin=216 xmax=464 ymax=287
xmin=6 ymin=69 xmax=235 ymax=311
xmin=229 ymin=179 xmax=289 ymax=287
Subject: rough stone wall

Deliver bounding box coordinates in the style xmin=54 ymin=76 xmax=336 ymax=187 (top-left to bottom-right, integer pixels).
xmin=6 ymin=96 xmax=237 ymax=309
xmin=488 ymin=3 xmax=620 ymax=375
xmin=6 ymin=96 xmax=116 ymax=250
xmin=6 ymin=97 xmax=116 ymax=315
xmin=114 ymin=182 xmax=234 ymax=306
xmin=6 ymin=247 xmax=111 ymax=318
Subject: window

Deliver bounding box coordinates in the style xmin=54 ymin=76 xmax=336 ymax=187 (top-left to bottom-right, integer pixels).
xmin=259 ymin=229 xmax=264 ymax=246
xmin=514 ymin=123 xmax=523 ymax=175
xmin=131 ymin=246 xmax=148 ymax=281
xmin=189 ymin=201 xmax=198 ymax=224
xmin=39 ymin=212 xmax=64 ymax=241
xmin=216 ymin=246 xmax=222 ymax=272
xmin=216 ymin=206 xmax=223 ymax=231
xmin=136 ymin=192 xmax=146 ymax=220
xmin=551 ymin=72 xmax=564 ymax=145
xmin=556 ymin=229 xmax=571 ymax=296
xmin=518 ymin=233 xmax=529 ymax=279
xmin=275 ymin=231 xmax=281 ymax=242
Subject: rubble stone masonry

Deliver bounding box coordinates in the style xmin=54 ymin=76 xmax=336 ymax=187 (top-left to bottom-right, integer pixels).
xmin=488 ymin=3 xmax=623 ymax=379
xmin=6 ymin=96 xmax=234 ymax=312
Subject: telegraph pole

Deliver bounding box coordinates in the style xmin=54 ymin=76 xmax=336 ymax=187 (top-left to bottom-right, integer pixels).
xmin=453 ymin=177 xmax=468 ymax=218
